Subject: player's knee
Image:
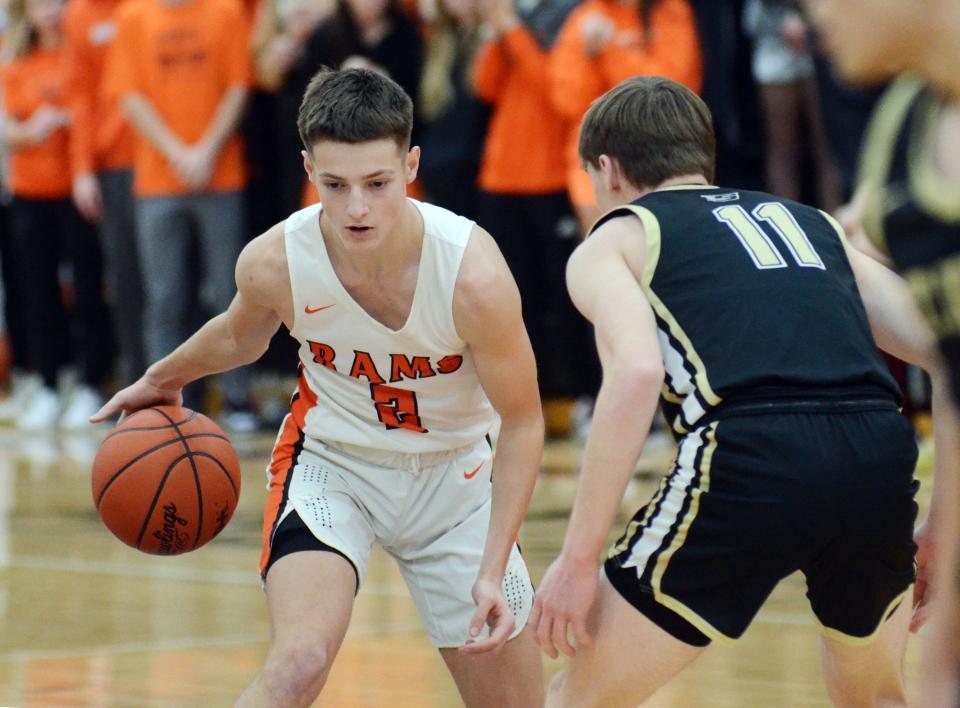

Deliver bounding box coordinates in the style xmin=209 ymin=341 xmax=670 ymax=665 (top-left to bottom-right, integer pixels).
xmin=263 ymin=641 xmax=334 ymax=703
xmin=823 ymin=662 xmax=907 ymax=708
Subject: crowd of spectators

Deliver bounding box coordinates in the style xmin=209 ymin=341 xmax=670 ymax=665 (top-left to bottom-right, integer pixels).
xmin=0 ymin=0 xmax=887 ymax=434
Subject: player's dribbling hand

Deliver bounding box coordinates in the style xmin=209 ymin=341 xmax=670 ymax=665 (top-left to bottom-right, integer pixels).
xmin=911 ymin=522 xmax=938 ymax=633
xmin=528 ymin=554 xmax=595 ymax=659
xmin=459 ymin=577 xmax=516 ymax=655
xmin=90 ymin=376 xmax=184 ymax=425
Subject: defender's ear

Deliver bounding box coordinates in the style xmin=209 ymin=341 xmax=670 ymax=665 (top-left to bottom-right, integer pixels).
xmin=598 ymin=154 xmax=622 ymax=194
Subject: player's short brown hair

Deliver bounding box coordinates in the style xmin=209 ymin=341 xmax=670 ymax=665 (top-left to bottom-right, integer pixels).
xmin=298 ymin=68 xmax=414 ymax=153
xmin=579 ymin=76 xmax=716 ymax=188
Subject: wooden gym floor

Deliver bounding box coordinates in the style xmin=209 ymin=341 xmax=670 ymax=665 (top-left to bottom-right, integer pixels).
xmin=0 ymin=421 xmax=932 ymax=707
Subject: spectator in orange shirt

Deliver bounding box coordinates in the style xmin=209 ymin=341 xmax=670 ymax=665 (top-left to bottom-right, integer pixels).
xmin=473 ymin=0 xmax=599 ymax=415
xmin=105 ymin=0 xmax=257 ymax=431
xmin=63 ymin=0 xmax=145 ymax=387
xmin=548 ymin=0 xmax=702 ymax=230
xmin=1 ymin=0 xmax=112 ymax=429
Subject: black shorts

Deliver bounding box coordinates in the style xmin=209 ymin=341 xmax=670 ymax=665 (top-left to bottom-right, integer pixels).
xmin=263 ymin=510 xmax=360 ymax=591
xmin=605 ymin=406 xmax=919 ymax=646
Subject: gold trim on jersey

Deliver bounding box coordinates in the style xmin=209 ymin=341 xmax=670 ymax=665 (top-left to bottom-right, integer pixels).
xmin=649 ymin=423 xmax=735 ymax=646
xmin=612 ymin=205 xmax=720 ymax=433
xmin=588 ymin=203 xmax=719 ymax=432
xmin=910 ymin=98 xmax=960 ymax=223
xmin=818 ymin=210 xmax=849 ymax=245
xmin=814 ymin=587 xmax=912 ymax=647
xmin=858 ymin=75 xmax=926 ymax=255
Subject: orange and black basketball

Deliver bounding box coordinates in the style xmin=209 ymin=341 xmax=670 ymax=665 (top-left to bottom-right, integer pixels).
xmin=92 ymin=406 xmax=241 ymax=555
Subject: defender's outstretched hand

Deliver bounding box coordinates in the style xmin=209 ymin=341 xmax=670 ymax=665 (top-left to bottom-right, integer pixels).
xmin=90 ymin=377 xmax=183 ymax=424
xmin=459 ymin=577 xmax=516 ymax=655
xmin=529 ymin=555 xmax=596 ymax=659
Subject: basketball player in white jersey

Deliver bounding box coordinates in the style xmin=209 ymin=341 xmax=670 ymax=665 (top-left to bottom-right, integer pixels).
xmin=92 ymin=68 xmax=545 ymax=707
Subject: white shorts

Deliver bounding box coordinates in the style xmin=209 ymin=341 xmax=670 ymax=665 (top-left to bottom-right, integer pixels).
xmin=261 ymin=435 xmax=534 ymax=648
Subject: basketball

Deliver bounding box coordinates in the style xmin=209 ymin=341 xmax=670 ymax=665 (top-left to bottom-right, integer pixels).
xmin=91 ymin=406 xmax=242 ymax=555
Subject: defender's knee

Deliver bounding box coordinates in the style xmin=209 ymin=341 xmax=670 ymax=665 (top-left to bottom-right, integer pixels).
xmin=261 ymin=642 xmax=333 ymax=705
xmin=823 ymin=662 xmax=907 ymax=708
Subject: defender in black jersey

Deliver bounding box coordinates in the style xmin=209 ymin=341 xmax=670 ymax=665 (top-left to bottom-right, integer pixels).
xmin=530 ymin=76 xmax=940 ymax=707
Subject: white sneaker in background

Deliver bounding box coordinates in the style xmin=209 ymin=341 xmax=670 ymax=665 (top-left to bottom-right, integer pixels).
xmin=220 ymin=405 xmax=259 ymax=436
xmin=0 ymin=372 xmax=41 ymax=423
xmin=59 ymin=385 xmax=105 ymax=431
xmin=16 ymin=387 xmax=62 ymax=431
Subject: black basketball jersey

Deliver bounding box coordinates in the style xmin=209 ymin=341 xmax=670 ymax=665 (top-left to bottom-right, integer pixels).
xmin=591 ymin=185 xmax=900 ymax=435
xmin=859 ymin=75 xmax=960 ymax=401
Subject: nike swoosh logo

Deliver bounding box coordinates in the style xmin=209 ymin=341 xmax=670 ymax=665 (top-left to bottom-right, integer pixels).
xmin=464 ymin=463 xmax=483 ymax=480
xmin=304 ymin=304 xmax=336 ymax=314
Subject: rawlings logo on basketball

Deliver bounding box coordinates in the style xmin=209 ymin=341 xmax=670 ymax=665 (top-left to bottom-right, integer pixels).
xmin=153 ymin=503 xmax=189 ymax=554
xmin=214 ymin=504 xmax=230 ymax=535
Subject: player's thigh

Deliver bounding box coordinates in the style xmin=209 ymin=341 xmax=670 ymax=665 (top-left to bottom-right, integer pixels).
xmin=820 ymin=595 xmax=911 ymax=703
xmin=392 ymin=442 xmax=535 ymax=648
xmin=547 ymin=574 xmax=704 ymax=708
xmin=263 ymin=549 xmax=357 ymax=666
xmin=439 ymin=627 xmax=544 ymax=708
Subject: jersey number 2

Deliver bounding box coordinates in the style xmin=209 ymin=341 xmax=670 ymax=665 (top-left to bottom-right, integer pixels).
xmin=713 ymin=202 xmax=825 ymax=270
xmin=371 ymin=383 xmax=427 ymax=433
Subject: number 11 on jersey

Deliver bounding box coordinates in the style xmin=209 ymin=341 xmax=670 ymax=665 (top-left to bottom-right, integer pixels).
xmin=713 ymin=202 xmax=826 ymax=271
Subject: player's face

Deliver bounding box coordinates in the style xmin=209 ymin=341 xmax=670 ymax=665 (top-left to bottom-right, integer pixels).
xmin=805 ymin=0 xmax=922 ymax=83
xmin=304 ymin=138 xmax=419 ymax=251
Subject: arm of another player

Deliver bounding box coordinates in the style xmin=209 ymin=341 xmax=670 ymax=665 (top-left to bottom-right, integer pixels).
xmin=91 ymin=225 xmax=287 ymax=422
xmin=843 ymin=240 xmax=937 ymax=370
xmin=453 ymin=226 xmax=545 ymax=655
xmin=530 ymin=216 xmax=664 ymax=659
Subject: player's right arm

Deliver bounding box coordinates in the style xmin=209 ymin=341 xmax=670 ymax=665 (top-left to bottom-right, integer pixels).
xmin=530 ymin=215 xmax=664 ymax=658
xmin=91 ymin=223 xmax=288 ymax=422
xmin=843 ymin=240 xmax=938 ymax=371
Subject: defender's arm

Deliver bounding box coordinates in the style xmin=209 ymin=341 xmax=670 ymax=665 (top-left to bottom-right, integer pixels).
xmin=531 ymin=215 xmax=664 ymax=658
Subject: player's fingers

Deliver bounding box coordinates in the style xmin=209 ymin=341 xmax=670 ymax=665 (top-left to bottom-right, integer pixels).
xmin=572 ymin=617 xmax=592 ymax=649
xmin=486 ymin=603 xmax=514 ymax=646
xmin=467 ymin=599 xmax=491 ymax=640
xmin=528 ymin=596 xmax=543 ymax=634
xmin=90 ymin=396 xmax=123 ymax=423
xmin=552 ymin=616 xmax=576 ymax=657
xmin=459 ymin=617 xmax=514 ymax=655
xmin=535 ymin=613 xmax=558 ymax=659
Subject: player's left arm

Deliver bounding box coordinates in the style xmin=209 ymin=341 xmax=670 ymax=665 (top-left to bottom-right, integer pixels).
xmin=453 ymin=225 xmax=545 ymax=654
xmin=530 ymin=216 xmax=664 ymax=659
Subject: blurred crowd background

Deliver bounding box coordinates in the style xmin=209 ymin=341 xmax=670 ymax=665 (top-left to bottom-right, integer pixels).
xmin=0 ymin=0 xmax=917 ymax=437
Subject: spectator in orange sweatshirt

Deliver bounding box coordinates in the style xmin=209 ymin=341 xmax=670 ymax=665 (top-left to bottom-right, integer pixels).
xmin=63 ymin=0 xmax=145 ymax=387
xmin=548 ymin=0 xmax=702 ymax=230
xmin=473 ymin=0 xmax=599 ymax=413
xmin=2 ymin=0 xmax=112 ymax=429
xmin=105 ymin=0 xmax=257 ymax=431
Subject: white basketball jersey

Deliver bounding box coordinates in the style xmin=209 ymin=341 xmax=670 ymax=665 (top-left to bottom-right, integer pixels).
xmin=284 ymin=199 xmax=497 ymax=453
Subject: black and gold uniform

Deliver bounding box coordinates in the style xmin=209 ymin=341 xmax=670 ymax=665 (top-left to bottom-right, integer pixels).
xmin=860 ymin=75 xmax=960 ymax=404
xmin=597 ymin=185 xmax=918 ymax=646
